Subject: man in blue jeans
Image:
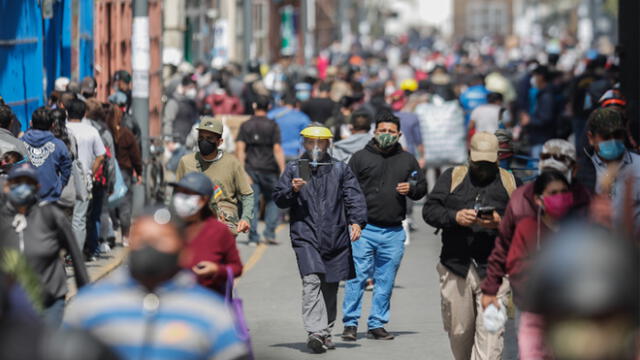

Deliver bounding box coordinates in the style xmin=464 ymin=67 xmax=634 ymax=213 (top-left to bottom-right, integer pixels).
xmin=342 ymin=111 xmax=427 ymax=341
xmin=236 ymin=95 xmax=285 ymax=246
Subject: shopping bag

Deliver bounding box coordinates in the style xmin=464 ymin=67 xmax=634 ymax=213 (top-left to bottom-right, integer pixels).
xmin=225 ymin=267 xmax=253 ymax=359
xmin=108 ymin=162 xmax=128 ymax=208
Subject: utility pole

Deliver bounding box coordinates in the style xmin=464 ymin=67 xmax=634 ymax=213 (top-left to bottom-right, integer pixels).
xmin=242 ymin=0 xmax=252 ymax=74
xmin=132 ymin=0 xmax=150 ymax=201
xmin=301 ymin=0 xmax=315 ymax=66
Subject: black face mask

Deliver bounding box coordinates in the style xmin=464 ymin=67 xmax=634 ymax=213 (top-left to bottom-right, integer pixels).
xmin=198 ymin=139 xmax=217 ymax=156
xmin=129 ymin=245 xmax=180 ymax=287
xmin=469 ymin=161 xmax=498 ymax=186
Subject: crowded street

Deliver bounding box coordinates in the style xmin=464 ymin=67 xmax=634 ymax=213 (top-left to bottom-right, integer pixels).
xmin=2 ymin=1 xmax=640 ymax=360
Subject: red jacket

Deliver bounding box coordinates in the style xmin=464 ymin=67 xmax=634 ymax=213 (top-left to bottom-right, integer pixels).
xmin=205 ymin=93 xmax=244 ymax=115
xmin=184 ymin=217 xmax=243 ymax=294
xmin=481 ymin=180 xmax=591 ymax=296
xmin=506 ymin=217 xmax=549 ymax=309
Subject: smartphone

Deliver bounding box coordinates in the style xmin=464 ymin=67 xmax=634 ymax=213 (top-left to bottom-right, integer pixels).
xmin=477 ymin=206 xmax=495 ymax=219
xmin=298 ymin=159 xmax=311 ymax=181
xmin=196 ymin=263 xmax=206 ymax=269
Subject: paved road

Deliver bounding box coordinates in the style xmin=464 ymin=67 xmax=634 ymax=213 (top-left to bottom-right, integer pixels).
xmin=235 ymin=208 xmax=463 ymax=360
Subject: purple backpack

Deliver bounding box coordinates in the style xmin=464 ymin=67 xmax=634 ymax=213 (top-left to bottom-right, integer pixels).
xmin=225 ymin=267 xmax=254 ymax=358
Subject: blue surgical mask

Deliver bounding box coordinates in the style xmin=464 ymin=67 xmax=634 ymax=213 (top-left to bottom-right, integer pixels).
xmin=8 ymin=183 xmax=38 ymax=208
xmin=597 ymin=139 xmax=625 ymax=161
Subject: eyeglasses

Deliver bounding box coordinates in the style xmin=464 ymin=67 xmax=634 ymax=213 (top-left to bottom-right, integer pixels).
xmin=540 ymin=153 xmax=574 ymax=163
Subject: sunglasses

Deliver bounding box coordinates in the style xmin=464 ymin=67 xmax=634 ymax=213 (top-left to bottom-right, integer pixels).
xmin=540 ymin=153 xmax=574 ymax=163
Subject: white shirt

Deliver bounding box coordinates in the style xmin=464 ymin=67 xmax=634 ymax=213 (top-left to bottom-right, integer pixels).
xmin=67 ymin=119 xmax=106 ymax=176
xmin=470 ymin=104 xmax=509 ymax=133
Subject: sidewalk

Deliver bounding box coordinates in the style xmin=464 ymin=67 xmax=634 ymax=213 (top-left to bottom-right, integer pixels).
xmin=66 ymin=246 xmax=128 ymax=299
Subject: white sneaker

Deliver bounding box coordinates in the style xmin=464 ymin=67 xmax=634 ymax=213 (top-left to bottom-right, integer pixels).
xmin=98 ymin=242 xmax=112 ymax=254
xmin=402 ymin=219 xmax=411 ymax=246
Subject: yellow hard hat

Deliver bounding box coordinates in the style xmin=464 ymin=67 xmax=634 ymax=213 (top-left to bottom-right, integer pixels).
xmin=300 ymin=126 xmax=333 ymax=140
xmin=400 ymin=78 xmax=418 ymax=92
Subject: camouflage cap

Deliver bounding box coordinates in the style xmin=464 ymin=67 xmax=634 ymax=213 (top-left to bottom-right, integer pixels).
xmin=197 ymin=116 xmax=223 ymax=135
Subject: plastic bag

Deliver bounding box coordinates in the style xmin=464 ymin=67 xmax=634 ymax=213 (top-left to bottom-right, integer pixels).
xmin=108 ymin=163 xmax=128 ymax=208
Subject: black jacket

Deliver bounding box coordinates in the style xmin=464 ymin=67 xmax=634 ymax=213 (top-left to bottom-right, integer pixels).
xmin=0 ymin=197 xmax=89 ymax=306
xmin=422 ymin=168 xmax=510 ymax=278
xmin=349 ymin=141 xmax=427 ymax=227
xmin=273 ymin=158 xmax=367 ymax=283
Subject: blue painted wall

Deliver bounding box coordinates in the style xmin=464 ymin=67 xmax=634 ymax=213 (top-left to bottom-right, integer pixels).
xmin=1 ymin=0 xmax=94 ymax=130
xmin=0 ymin=0 xmax=45 ymax=131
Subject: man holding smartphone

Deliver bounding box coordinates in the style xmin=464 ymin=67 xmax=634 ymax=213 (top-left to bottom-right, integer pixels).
xmin=423 ymin=132 xmax=515 ymax=360
xmin=274 ymin=125 xmax=367 ymax=354
xmin=341 ymin=112 xmax=427 ymax=342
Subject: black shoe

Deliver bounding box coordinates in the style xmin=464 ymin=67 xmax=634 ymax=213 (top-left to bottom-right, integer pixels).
xmin=341 ymin=326 xmax=357 ymax=341
xmin=307 ymin=334 xmax=327 ymax=353
xmin=367 ymin=327 xmax=394 ymax=340
xmin=324 ymin=337 xmax=336 ymax=350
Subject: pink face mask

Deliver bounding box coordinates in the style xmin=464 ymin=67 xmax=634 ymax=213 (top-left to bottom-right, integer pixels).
xmin=542 ymin=192 xmax=574 ymax=219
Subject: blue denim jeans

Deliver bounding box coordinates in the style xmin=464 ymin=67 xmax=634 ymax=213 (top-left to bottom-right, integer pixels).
xmin=42 ymin=297 xmax=66 ymax=328
xmin=247 ymin=170 xmax=279 ymax=243
xmin=343 ymin=224 xmax=405 ymax=329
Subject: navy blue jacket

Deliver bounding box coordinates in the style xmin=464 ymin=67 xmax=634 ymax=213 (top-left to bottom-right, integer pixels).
xmin=527 ymin=86 xmax=558 ymax=146
xmin=21 ymin=129 xmax=72 ymax=202
xmin=274 ymin=157 xmax=367 ymax=282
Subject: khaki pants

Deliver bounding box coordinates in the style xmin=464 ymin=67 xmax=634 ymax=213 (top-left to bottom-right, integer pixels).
xmin=437 ymin=263 xmax=510 ymax=360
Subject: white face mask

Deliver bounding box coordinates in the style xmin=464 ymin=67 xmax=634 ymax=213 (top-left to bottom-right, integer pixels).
xmin=172 ymin=193 xmax=203 ymax=218
xmin=185 ymin=88 xmax=197 ymax=99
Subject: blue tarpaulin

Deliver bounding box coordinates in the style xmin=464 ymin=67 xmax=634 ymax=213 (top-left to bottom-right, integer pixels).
xmin=0 ymin=0 xmax=93 ymax=131
xmin=0 ymin=0 xmax=45 ymax=131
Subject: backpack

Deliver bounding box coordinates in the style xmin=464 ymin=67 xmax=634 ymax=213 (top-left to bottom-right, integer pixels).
xmin=450 ymin=165 xmax=517 ymax=197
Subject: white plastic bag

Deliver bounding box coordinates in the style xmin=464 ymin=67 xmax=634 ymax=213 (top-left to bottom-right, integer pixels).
xmin=483 ymin=302 xmax=507 ymax=333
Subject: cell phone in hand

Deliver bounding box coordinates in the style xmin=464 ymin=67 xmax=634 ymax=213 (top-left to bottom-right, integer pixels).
xmin=298 ymin=159 xmax=311 ymax=181
xmin=477 ymin=206 xmax=495 ymax=219
xmin=196 ymin=263 xmax=206 ymax=269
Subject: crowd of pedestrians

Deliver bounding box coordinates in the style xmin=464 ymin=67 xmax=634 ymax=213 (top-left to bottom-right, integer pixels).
xmin=0 ymin=31 xmax=638 ymax=360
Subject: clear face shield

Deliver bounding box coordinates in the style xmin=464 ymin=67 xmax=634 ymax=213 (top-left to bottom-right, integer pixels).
xmin=301 ymin=137 xmax=333 ymax=167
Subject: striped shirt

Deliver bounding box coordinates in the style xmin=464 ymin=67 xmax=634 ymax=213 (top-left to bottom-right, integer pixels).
xmin=64 ymin=269 xmax=248 ymax=360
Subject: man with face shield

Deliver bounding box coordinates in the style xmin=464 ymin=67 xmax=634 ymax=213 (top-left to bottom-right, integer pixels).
xmin=423 ymin=132 xmax=516 ymax=360
xmin=481 ymin=139 xmax=592 ymax=310
xmin=273 ymin=125 xmax=367 ymax=354
xmin=176 ymin=117 xmax=254 ymax=236
xmin=0 ymin=163 xmax=89 ymax=327
xmin=65 ymin=206 xmax=250 ymax=360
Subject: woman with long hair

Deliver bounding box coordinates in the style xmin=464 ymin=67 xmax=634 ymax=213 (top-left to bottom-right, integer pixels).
xmin=106 ymin=104 xmax=141 ymax=245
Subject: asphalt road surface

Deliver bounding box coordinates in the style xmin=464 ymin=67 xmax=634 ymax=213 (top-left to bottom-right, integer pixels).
xmin=235 ymin=207 xmax=519 ymax=360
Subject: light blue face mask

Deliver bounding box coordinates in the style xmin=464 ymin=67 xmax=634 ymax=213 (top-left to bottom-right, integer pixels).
xmin=597 ymin=139 xmax=625 ymax=161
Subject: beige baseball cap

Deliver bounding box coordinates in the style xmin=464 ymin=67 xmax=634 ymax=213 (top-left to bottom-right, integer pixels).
xmin=470 ymin=132 xmax=499 ymax=163
xmin=197 ymin=116 xmax=223 ymax=135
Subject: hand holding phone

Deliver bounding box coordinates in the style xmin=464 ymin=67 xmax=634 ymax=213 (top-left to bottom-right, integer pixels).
xmin=298 ymin=159 xmax=311 ymax=181
xmin=476 ymin=206 xmax=495 ymax=220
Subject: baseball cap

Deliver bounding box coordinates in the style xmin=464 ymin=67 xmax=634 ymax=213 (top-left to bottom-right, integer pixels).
xmin=113 ymin=70 xmax=132 ymax=84
xmin=196 ymin=116 xmax=223 ymax=135
xmin=8 ymin=163 xmax=38 ymax=182
xmin=469 ymin=132 xmax=499 ymax=163
xmin=169 ymin=172 xmax=214 ymax=198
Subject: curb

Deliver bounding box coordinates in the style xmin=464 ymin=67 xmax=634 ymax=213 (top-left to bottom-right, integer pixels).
xmin=66 ymin=248 xmax=128 ymax=300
